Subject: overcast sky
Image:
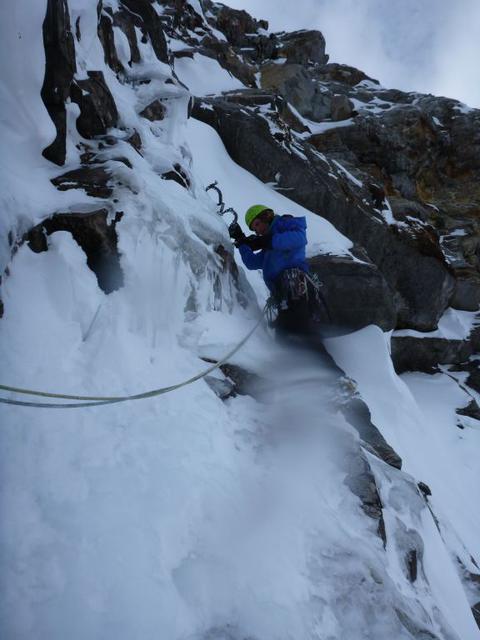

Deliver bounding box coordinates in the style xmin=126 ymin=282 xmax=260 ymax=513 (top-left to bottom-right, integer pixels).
xmin=224 ymin=0 xmax=480 ymax=108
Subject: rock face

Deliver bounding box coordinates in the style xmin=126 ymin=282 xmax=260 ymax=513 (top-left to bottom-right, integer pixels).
xmin=391 ymin=336 xmax=472 ymax=374
xmin=308 ymin=253 xmax=397 ymax=332
xmin=343 ymin=450 xmax=387 ymax=546
xmin=193 ymin=94 xmax=457 ymax=330
xmin=41 ymin=0 xmax=76 ymax=165
xmin=26 ymin=210 xmax=124 ymax=294
xmin=339 ymin=395 xmax=402 ymax=470
xmin=311 ymin=97 xmax=480 ymax=308
xmin=71 ymin=71 xmax=118 ymax=138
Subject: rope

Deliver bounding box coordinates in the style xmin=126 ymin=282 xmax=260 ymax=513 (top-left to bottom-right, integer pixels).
xmin=0 ymin=306 xmax=268 ymax=409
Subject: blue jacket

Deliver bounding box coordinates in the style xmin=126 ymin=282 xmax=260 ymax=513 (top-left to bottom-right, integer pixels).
xmin=238 ymin=215 xmax=309 ymax=291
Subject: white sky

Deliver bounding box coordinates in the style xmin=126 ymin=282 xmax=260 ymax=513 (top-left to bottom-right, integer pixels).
xmin=223 ymin=0 xmax=480 ymax=108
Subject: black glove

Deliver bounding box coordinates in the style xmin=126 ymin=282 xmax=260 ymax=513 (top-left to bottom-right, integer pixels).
xmin=228 ymin=222 xmax=247 ymax=247
xmin=245 ymin=234 xmax=272 ymax=251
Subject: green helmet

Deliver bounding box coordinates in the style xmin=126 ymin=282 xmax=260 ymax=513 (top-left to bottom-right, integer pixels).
xmin=245 ymin=204 xmax=272 ymax=229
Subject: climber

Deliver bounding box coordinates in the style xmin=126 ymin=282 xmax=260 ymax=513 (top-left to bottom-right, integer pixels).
xmin=229 ymin=205 xmax=322 ymax=336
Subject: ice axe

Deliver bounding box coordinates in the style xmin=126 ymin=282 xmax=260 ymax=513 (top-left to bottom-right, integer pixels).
xmin=205 ymin=181 xmax=239 ymax=226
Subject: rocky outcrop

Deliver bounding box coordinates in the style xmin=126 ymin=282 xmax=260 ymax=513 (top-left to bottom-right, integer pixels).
xmin=339 ymin=395 xmax=402 ymax=470
xmin=118 ymin=0 xmax=168 ymax=63
xmin=41 ymin=0 xmax=76 ymax=165
xmin=308 ymin=253 xmax=397 ymax=332
xmin=260 ymin=63 xmax=333 ymax=121
xmin=344 ymin=450 xmax=386 ymax=546
xmin=51 ymin=165 xmax=113 ymax=199
xmin=139 ymin=99 xmax=166 ymax=121
xmin=71 ymin=71 xmax=118 ymax=138
xmin=391 ymin=336 xmax=472 ymax=374
xmin=26 ymin=209 xmax=124 ymax=293
xmin=276 ymin=30 xmax=328 ymax=66
xmin=310 ymin=97 xmax=480 ymax=309
xmin=390 ymin=312 xmax=479 ymax=374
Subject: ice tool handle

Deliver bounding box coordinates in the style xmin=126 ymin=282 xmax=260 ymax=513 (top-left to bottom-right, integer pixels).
xmin=206 ymin=181 xmax=238 ymax=224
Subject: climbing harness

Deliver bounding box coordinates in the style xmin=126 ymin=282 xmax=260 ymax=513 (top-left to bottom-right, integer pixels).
xmin=0 ymin=303 xmax=270 ymax=409
xmin=272 ymin=268 xmax=331 ymax=324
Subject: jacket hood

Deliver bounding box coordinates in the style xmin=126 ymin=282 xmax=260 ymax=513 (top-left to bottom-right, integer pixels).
xmin=272 ymin=215 xmax=307 ymax=233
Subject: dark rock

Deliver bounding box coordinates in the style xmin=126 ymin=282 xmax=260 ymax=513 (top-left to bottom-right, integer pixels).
xmin=112 ymin=9 xmax=141 ymax=64
xmin=218 ymin=88 xmax=276 ymax=107
xmin=172 ymin=49 xmax=195 ymax=60
xmin=51 ymin=165 xmax=113 ymax=198
xmin=451 ymin=275 xmax=480 ymax=311
xmin=119 ymin=0 xmax=168 ymax=63
xmin=126 ymin=130 xmax=142 ymax=153
xmin=213 ymin=3 xmax=266 ymax=47
xmin=260 ymin=63 xmax=332 ymax=121
xmin=25 ymin=209 xmax=124 ymax=293
xmin=456 ymin=399 xmax=480 ymax=421
xmin=248 ymin=33 xmax=278 ymax=64
xmin=339 ymin=395 xmax=402 ymax=469
xmin=469 ymin=322 xmax=480 ymax=352
xmin=139 ymin=99 xmax=166 ymax=121
xmin=417 ymin=481 xmax=432 ymax=497
xmin=308 ymin=253 xmax=397 ymax=332
xmin=331 ymin=94 xmax=354 ymax=121
xmin=388 ymin=196 xmax=432 ymax=223
xmin=204 ymin=375 xmax=235 ymax=400
xmin=406 ymin=548 xmax=418 ymax=582
xmin=196 ymin=40 xmax=257 ymax=88
xmin=344 ymin=450 xmax=386 ymax=546
xmin=71 ymin=71 xmax=118 ymax=138
xmin=309 ymin=105 xmax=441 ymax=199
xmin=161 ymin=163 xmax=190 ymax=189
xmin=219 ymin=363 xmax=263 ymax=399
xmin=314 ymin=63 xmax=377 ymax=87
xmin=162 ymin=0 xmax=206 ymax=36
xmin=41 ymin=0 xmax=76 ymax=165
xmin=391 ymin=335 xmax=472 ymax=373
xmin=276 ymin=30 xmax=328 ymax=66
xmin=473 ymin=601 xmax=480 ymax=629
xmin=97 ymin=11 xmax=124 ymax=74
xmin=308 ymin=97 xmax=480 ymax=280
xmin=449 ymin=360 xmax=480 ymax=394
xmin=373 ymin=225 xmax=455 ymax=331
xmin=201 ymin=359 xmax=264 ymax=400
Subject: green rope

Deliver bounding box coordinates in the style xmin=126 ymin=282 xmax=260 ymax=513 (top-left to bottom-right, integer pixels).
xmin=0 ymin=306 xmax=268 ymax=409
